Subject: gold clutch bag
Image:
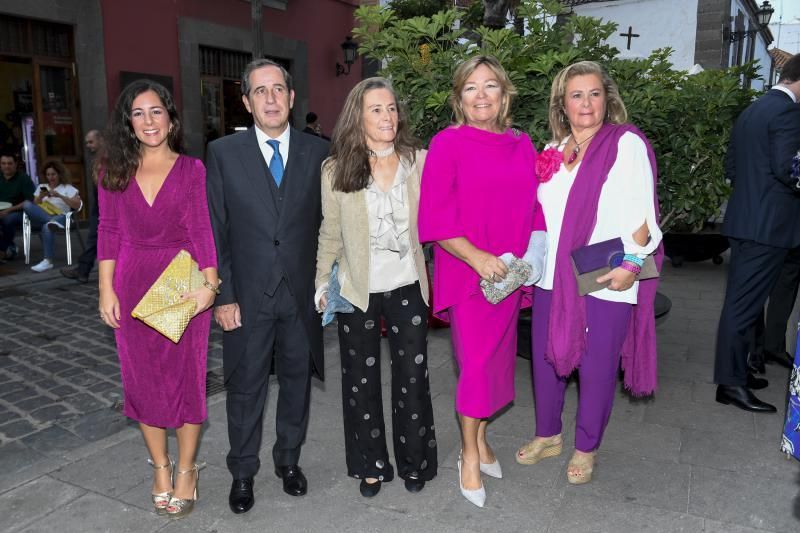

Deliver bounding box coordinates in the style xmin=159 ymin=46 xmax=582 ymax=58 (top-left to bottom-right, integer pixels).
xmin=131 ymin=249 xmax=205 ymax=343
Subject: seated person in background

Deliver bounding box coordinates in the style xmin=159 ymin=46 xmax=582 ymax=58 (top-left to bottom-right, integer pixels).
xmin=23 ymin=160 xmax=81 ymax=272
xmin=302 ymin=112 xmax=330 ymax=140
xmin=0 ymin=151 xmax=34 ymax=260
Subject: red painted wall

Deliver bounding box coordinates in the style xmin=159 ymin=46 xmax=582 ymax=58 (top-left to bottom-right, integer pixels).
xmin=99 ymin=0 xmax=360 ymax=136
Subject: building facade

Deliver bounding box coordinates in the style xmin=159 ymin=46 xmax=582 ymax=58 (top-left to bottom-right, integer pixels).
xmin=564 ymin=0 xmax=774 ymax=87
xmin=0 ymin=0 xmax=363 ymax=200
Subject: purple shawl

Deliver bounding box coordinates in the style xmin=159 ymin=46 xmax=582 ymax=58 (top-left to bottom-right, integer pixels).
xmin=545 ymin=123 xmax=664 ymax=396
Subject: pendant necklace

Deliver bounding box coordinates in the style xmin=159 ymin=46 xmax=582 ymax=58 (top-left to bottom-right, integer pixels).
xmin=567 ymin=130 xmax=598 ymax=164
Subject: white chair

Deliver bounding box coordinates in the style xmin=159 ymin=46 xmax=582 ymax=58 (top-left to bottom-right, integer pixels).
xmin=22 ymin=199 xmax=85 ymax=265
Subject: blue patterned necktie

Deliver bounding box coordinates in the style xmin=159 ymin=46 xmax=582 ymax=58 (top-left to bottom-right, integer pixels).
xmin=266 ymin=139 xmax=284 ymax=186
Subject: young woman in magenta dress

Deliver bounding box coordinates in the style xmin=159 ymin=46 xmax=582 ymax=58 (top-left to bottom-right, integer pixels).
xmin=97 ymin=80 xmax=219 ymax=519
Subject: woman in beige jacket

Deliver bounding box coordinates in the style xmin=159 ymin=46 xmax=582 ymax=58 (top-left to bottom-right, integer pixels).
xmin=315 ymin=77 xmax=437 ymax=498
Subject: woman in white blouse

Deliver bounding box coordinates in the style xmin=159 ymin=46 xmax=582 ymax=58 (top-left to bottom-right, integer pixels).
xmin=23 ymin=160 xmax=82 ymax=272
xmin=315 ymin=77 xmax=437 ymax=498
xmin=515 ymin=61 xmax=663 ymax=484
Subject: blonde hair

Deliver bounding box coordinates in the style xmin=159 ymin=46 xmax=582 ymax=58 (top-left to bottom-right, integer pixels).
xmin=548 ymin=61 xmax=627 ymax=142
xmin=449 ymin=55 xmax=517 ymax=130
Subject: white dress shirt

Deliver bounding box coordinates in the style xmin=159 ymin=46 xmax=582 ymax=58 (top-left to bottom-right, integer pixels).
xmin=536 ymin=132 xmax=663 ymax=304
xmin=254 ymin=125 xmax=290 ymax=171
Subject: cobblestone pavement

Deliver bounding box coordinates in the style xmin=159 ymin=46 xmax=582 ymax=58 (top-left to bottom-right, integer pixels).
xmin=0 ymin=274 xmax=224 ymax=454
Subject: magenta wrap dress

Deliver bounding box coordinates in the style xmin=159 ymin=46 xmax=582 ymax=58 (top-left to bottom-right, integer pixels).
xmin=418 ymin=125 xmax=545 ymax=418
xmin=97 ymin=155 xmax=218 ymax=428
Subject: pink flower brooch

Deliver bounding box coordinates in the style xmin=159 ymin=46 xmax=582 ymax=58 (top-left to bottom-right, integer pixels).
xmin=536 ymin=147 xmax=563 ymax=183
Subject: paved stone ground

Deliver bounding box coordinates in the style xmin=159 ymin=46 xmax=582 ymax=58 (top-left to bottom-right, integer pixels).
xmin=0 ymin=232 xmax=224 ymax=452
xmin=1 ymin=236 xmax=799 ymax=532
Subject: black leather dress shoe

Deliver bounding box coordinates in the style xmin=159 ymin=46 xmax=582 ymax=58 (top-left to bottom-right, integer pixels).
xmin=359 ymin=478 xmax=382 ymax=497
xmin=715 ymin=385 xmax=777 ymax=413
xmin=764 ymin=350 xmax=794 ymax=369
xmin=746 ymin=372 xmax=768 ymax=390
xmin=229 ymin=477 xmax=254 ymax=514
xmin=275 ymin=465 xmax=307 ymax=496
xmin=403 ymin=477 xmax=425 ymax=493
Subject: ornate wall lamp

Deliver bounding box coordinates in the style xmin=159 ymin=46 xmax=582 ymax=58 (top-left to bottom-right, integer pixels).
xmin=336 ymin=36 xmax=358 ymax=77
xmin=725 ymin=1 xmax=774 ymax=43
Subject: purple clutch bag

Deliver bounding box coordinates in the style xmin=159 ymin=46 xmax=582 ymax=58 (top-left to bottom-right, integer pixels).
xmin=571 ymin=237 xmax=658 ymax=295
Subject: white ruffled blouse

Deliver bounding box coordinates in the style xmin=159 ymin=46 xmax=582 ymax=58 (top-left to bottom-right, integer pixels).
xmin=366 ymin=158 xmax=419 ymax=293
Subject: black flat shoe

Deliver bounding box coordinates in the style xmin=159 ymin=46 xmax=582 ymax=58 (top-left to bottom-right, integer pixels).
xmin=403 ymin=477 xmax=425 ymax=493
xmin=746 ymin=372 xmax=768 ymax=390
xmin=229 ymin=477 xmax=254 ymax=514
xmin=764 ymin=350 xmax=794 ymax=369
xmin=275 ymin=465 xmax=307 ymax=496
xmin=359 ymin=479 xmax=381 ymax=498
xmin=60 ymin=266 xmax=88 ymax=283
xmin=715 ymin=385 xmax=776 ymax=413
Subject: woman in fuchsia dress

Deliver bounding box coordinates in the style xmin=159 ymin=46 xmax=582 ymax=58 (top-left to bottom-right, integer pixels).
xmin=98 ymin=80 xmax=218 ymax=519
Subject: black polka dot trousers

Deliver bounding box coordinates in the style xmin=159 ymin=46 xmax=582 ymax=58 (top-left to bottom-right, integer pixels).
xmin=337 ymin=281 xmax=438 ymax=483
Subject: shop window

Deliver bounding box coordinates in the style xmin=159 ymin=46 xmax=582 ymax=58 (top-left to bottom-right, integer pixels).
xmin=0 ymin=15 xmax=72 ymax=59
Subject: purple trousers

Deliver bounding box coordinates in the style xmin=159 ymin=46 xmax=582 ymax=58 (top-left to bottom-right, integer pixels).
xmin=532 ymin=287 xmax=632 ymax=452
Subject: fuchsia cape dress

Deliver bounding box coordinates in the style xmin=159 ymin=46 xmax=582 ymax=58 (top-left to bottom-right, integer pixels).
xmin=98 ymin=155 xmax=218 ymax=428
xmin=418 ymin=125 xmax=545 ymax=418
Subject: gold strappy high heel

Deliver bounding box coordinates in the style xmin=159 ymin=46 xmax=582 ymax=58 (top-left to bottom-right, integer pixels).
xmin=147 ymin=458 xmax=174 ymax=515
xmin=166 ymin=462 xmax=206 ymax=520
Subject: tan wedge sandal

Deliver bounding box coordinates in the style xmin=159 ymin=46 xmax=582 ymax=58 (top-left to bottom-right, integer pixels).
xmin=147 ymin=458 xmax=174 ymax=515
xmin=566 ymin=451 xmax=596 ymax=485
xmin=516 ymin=435 xmax=563 ymax=465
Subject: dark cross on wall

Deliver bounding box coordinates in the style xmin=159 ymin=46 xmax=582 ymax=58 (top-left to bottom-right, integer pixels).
xmin=620 ymin=25 xmax=640 ymax=50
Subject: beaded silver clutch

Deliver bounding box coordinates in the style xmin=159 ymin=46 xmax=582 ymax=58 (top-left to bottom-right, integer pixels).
xmin=479 ymin=257 xmax=532 ymax=304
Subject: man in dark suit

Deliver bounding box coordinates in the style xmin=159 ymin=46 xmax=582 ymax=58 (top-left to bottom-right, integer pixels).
xmin=206 ymin=59 xmax=328 ymax=514
xmin=714 ymin=53 xmax=800 ymax=413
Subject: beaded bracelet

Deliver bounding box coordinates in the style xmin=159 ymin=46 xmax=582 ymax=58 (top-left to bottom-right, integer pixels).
xmin=623 ymin=254 xmax=644 ymax=268
xmin=619 ymin=261 xmax=642 ymax=275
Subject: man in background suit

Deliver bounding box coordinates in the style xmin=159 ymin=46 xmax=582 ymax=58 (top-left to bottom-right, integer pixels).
xmin=61 ymin=129 xmax=103 ymax=283
xmin=206 ymin=59 xmax=329 ymax=514
xmin=748 ymin=250 xmax=800 ymax=374
xmin=714 ymin=53 xmax=800 ymax=413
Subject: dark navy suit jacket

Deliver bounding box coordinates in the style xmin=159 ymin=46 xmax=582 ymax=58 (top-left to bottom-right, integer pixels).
xmin=206 ymin=127 xmax=329 ymax=380
xmin=723 ymin=88 xmax=800 ymax=248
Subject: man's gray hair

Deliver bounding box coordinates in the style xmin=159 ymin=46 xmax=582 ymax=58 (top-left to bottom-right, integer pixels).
xmin=241 ymin=58 xmax=293 ymax=96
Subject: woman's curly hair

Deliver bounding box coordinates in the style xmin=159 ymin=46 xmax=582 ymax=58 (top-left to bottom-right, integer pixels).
xmin=100 ymin=80 xmax=183 ymax=191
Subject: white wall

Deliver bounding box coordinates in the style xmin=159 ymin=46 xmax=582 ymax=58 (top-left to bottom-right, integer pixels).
xmin=572 ymin=0 xmax=699 ymax=70
xmin=770 ymin=22 xmax=800 ymax=54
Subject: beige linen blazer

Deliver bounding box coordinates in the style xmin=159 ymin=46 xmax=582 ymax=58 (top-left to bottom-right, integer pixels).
xmin=315 ymin=149 xmax=429 ymax=313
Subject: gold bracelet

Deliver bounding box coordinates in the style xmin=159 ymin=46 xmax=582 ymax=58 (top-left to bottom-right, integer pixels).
xmin=202 ymin=280 xmax=221 ymax=295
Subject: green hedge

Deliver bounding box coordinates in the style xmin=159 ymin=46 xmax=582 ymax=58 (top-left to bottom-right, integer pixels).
xmin=354 ymin=0 xmax=759 ymax=232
